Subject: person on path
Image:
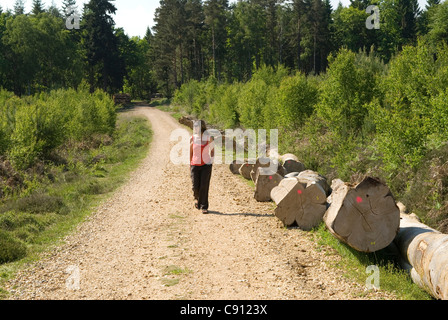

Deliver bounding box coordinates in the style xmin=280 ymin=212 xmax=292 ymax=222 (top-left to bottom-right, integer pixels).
xmin=190 ymin=120 xmax=214 ymax=214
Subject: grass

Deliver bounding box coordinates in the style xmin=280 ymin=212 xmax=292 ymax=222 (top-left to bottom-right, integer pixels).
xmin=309 ymin=223 xmax=433 ymax=300
xmin=0 ymin=112 xmax=152 ymax=299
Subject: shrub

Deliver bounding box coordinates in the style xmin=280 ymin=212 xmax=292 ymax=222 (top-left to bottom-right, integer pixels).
xmin=0 ymin=230 xmax=27 ymax=264
xmin=275 ymin=73 xmax=318 ymax=131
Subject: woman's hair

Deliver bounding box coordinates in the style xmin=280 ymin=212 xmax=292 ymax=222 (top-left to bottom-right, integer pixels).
xmin=194 ymin=120 xmax=207 ymax=134
xmin=200 ymin=120 xmax=207 ymax=134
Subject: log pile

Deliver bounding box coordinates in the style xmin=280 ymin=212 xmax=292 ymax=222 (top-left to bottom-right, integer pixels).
xmin=113 ymin=93 xmax=131 ymax=105
xmin=270 ymin=170 xmax=329 ymax=230
xmin=324 ymin=177 xmax=400 ymax=253
xmin=225 ymin=149 xmax=447 ymax=299
xmin=394 ymin=210 xmax=448 ymax=300
xmin=254 ymin=167 xmax=283 ymax=202
xmin=179 ymin=116 xmax=194 ymax=129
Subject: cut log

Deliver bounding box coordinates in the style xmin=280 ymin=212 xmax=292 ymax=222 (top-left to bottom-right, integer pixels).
xmin=297 ymin=170 xmax=331 ymax=196
xmin=250 ymin=157 xmax=276 ymax=182
xmin=238 ymin=160 xmax=255 ymax=180
xmin=179 ymin=116 xmax=194 ymax=129
xmin=254 ymin=167 xmax=283 ymax=202
xmin=323 ymin=177 xmax=400 ymax=253
xmin=284 ymin=172 xmax=300 ymax=178
xmin=281 ymin=154 xmax=305 ymax=175
xmin=276 ymin=165 xmax=286 ymax=177
xmin=394 ymin=213 xmax=448 ymax=300
xmin=229 ymin=159 xmax=244 ymax=175
xmin=280 ymin=153 xmax=299 ymax=162
xmin=270 ymin=171 xmax=328 ymax=230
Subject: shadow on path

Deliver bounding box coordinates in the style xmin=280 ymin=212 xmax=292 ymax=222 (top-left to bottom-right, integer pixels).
xmin=206 ymin=210 xmax=274 ymax=218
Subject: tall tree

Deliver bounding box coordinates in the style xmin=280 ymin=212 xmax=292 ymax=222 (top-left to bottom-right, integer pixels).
xmin=427 ymin=0 xmax=448 ymax=44
xmin=32 ymin=0 xmax=45 ymax=15
xmin=62 ymin=0 xmax=77 ymax=18
xmin=204 ymin=0 xmax=228 ymax=80
xmin=14 ymin=0 xmax=25 ymax=15
xmin=398 ymin=0 xmax=420 ymax=46
xmin=418 ymin=0 xmax=440 ymax=35
xmin=82 ymin=0 xmax=124 ymax=93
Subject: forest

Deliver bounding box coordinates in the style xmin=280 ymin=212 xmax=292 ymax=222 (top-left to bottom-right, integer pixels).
xmin=0 ymin=0 xmax=448 ymax=231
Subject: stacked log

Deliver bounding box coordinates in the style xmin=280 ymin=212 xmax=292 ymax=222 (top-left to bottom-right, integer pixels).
xmin=270 ymin=170 xmax=329 ymax=230
xmin=323 ymin=177 xmax=400 ymax=253
xmin=229 ymin=160 xmax=244 ymax=175
xmin=113 ymin=93 xmax=131 ymax=105
xmin=250 ymin=157 xmax=275 ymax=182
xmin=239 ymin=160 xmax=256 ymax=180
xmin=280 ymin=154 xmax=306 ymax=175
xmin=254 ymin=167 xmax=283 ymax=202
xmin=394 ymin=211 xmax=448 ymax=300
xmin=179 ymin=116 xmax=194 ymax=129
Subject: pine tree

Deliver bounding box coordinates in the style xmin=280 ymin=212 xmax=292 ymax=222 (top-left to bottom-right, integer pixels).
xmin=398 ymin=0 xmax=420 ymax=45
xmin=47 ymin=1 xmax=61 ymax=17
xmin=32 ymin=0 xmax=45 ymax=15
xmin=62 ymin=0 xmax=77 ymax=18
xmin=14 ymin=0 xmax=25 ymax=15
xmin=82 ymin=0 xmax=124 ymax=93
xmin=204 ymin=0 xmax=228 ymax=80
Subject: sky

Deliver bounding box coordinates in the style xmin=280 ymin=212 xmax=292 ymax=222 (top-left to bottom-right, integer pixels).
xmin=1 ymin=0 xmax=430 ymax=39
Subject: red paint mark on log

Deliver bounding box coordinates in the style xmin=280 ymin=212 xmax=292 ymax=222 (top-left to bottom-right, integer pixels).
xmin=356 ymin=196 xmax=363 ymax=203
xmin=298 ymin=190 xmax=302 ymax=194
xmin=269 ymin=176 xmax=273 ymax=180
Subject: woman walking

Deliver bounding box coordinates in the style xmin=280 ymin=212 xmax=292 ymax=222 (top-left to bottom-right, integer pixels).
xmin=190 ymin=120 xmax=214 ymax=214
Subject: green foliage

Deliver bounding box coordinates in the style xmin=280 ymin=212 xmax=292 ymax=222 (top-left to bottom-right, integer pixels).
xmin=275 ymin=72 xmax=318 ymax=131
xmin=373 ymin=41 xmax=448 ymax=171
xmin=316 ymin=49 xmax=383 ymax=137
xmin=0 ymin=230 xmax=27 ymax=264
xmin=0 ymin=87 xmax=116 ymax=170
xmin=237 ymin=78 xmax=269 ymax=129
xmin=208 ymin=83 xmax=241 ymax=128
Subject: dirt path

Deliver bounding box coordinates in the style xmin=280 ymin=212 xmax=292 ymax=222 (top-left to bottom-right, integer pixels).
xmin=6 ymin=104 xmax=396 ymax=300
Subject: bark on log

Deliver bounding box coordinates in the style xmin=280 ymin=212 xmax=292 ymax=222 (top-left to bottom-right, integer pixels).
xmin=297 ymin=170 xmax=331 ymax=196
xmin=394 ymin=213 xmax=448 ymax=300
xmin=270 ymin=171 xmax=328 ymax=230
xmin=281 ymin=154 xmax=306 ymax=175
xmin=229 ymin=160 xmax=243 ymax=175
xmin=323 ymin=177 xmax=400 ymax=253
xmin=239 ymin=160 xmax=255 ymax=180
xmin=179 ymin=116 xmax=194 ymax=129
xmin=254 ymin=167 xmax=283 ymax=202
xmin=250 ymin=157 xmax=276 ymax=182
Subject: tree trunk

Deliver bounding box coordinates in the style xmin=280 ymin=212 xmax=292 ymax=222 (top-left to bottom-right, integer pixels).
xmin=254 ymin=167 xmax=283 ymax=202
xmin=229 ymin=159 xmax=243 ymax=175
xmin=239 ymin=161 xmax=255 ymax=180
xmin=250 ymin=157 xmax=275 ymax=182
xmin=324 ymin=177 xmax=400 ymax=253
xmin=270 ymin=170 xmax=329 ymax=230
xmin=280 ymin=154 xmax=305 ymax=175
xmin=394 ymin=212 xmax=448 ymax=300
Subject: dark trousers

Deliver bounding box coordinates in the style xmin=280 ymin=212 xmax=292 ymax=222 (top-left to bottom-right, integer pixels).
xmin=190 ymin=164 xmax=212 ymax=210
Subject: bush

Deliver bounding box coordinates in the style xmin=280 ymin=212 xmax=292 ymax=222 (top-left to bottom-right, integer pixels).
xmin=237 ymin=78 xmax=269 ymax=129
xmin=0 ymin=230 xmax=27 ymax=264
xmin=316 ymin=48 xmax=382 ymax=136
xmin=274 ymin=73 xmax=318 ymax=131
xmin=207 ymin=83 xmax=241 ymax=128
xmin=1 ymin=87 xmax=117 ymax=169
